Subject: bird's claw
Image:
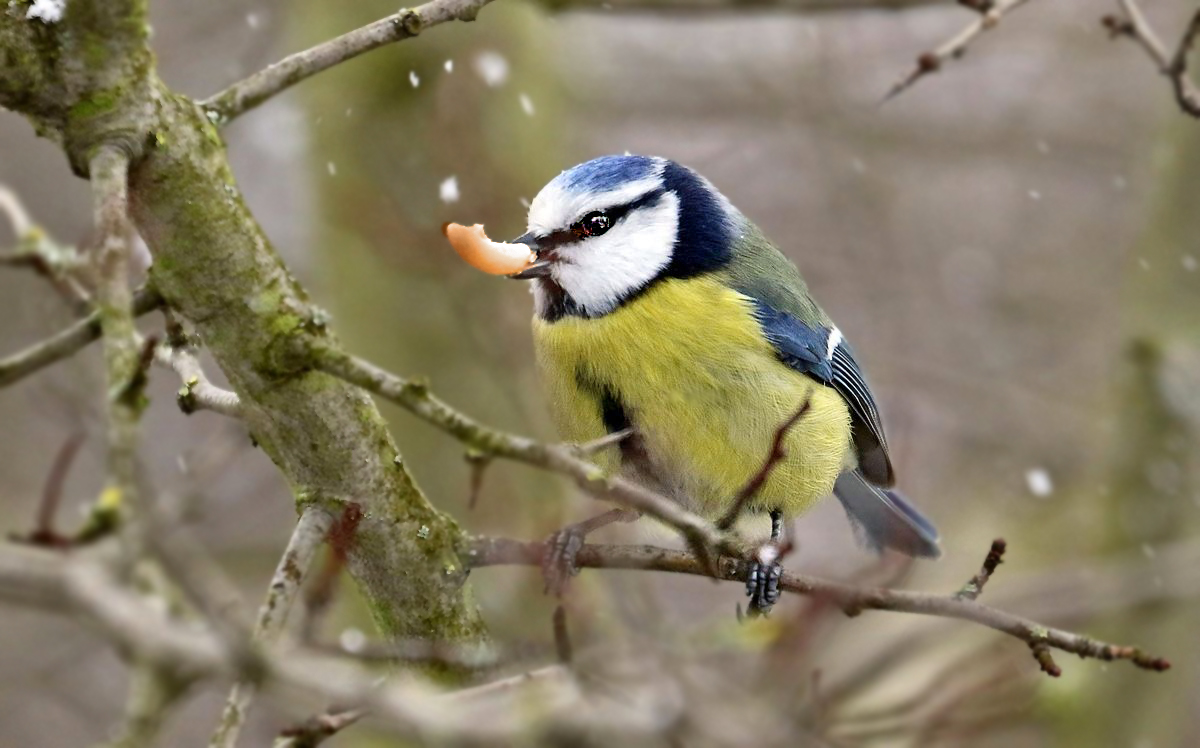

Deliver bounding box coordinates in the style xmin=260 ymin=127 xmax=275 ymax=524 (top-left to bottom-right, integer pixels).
xmin=542 ymin=526 xmax=586 ymax=597
xmin=745 ymin=546 xmax=783 ymax=617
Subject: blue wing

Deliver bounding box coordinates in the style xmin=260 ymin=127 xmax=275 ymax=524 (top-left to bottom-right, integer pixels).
xmin=750 ymin=299 xmax=941 ymax=558
xmin=751 ymin=300 xmax=893 ymax=486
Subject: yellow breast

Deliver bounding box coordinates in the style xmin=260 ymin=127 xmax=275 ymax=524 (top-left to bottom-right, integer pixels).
xmin=533 ymin=276 xmax=852 ymax=518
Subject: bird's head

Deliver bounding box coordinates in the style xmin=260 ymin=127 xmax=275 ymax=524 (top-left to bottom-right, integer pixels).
xmin=511 ymin=155 xmax=739 ymax=319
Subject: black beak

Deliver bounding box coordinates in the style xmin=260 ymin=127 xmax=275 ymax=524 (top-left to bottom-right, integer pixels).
xmin=507 ymin=232 xmax=553 ymax=279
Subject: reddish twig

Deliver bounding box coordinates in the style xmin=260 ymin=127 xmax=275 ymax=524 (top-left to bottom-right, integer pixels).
xmin=955 ymin=538 xmax=1007 ymax=600
xmin=1103 ymin=1 xmax=1200 ymax=117
xmin=9 ymin=432 xmax=86 ymax=548
xmin=278 ymin=708 xmax=366 ymax=748
xmin=717 ymin=397 xmax=812 ymax=530
xmin=884 ymin=0 xmax=1035 ymax=101
xmin=552 ymin=605 xmax=573 ymax=664
xmin=301 ymin=503 xmax=363 ymax=641
xmin=465 ymin=451 xmax=491 ymax=511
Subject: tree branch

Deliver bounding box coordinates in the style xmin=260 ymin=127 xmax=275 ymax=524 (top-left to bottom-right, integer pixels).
xmin=0 ymin=285 xmax=162 ymax=389
xmin=885 ymin=0 xmax=1036 ymax=101
xmin=1103 ymin=1 xmax=1200 ymax=118
xmin=89 ymin=145 xmax=144 ymax=532
xmin=211 ymin=507 xmax=334 ymax=748
xmin=466 ymin=536 xmax=1171 ymax=676
xmin=303 ymin=341 xmax=735 ymax=562
xmin=200 ymin=0 xmax=496 ymax=124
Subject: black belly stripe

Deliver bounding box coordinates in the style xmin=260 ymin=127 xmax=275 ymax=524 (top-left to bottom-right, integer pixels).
xmin=576 ymin=371 xmax=647 ymax=467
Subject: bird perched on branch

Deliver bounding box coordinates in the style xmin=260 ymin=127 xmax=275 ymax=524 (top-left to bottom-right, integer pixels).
xmin=507 ymin=155 xmax=940 ymax=614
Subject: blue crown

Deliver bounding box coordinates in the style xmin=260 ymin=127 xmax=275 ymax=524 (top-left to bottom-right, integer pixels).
xmin=552 ymin=154 xmax=661 ymax=195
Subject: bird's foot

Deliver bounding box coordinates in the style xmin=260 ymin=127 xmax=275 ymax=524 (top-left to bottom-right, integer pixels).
xmin=541 ymin=508 xmax=639 ymax=597
xmin=542 ymin=524 xmax=587 ymax=597
xmin=745 ymin=544 xmax=783 ymax=618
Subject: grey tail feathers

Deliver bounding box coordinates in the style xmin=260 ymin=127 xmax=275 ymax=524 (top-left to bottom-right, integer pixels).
xmin=834 ymin=470 xmax=941 ymax=559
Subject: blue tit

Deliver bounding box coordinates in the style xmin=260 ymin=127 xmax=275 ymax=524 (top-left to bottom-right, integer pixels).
xmin=508 ymin=155 xmax=940 ymax=611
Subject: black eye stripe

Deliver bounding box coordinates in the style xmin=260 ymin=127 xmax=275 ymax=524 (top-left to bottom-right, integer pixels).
xmin=534 ymin=188 xmax=667 ymax=251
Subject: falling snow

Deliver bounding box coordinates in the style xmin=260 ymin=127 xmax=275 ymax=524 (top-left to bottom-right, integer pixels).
xmin=1028 ymin=190 xmax=1042 ymax=201
xmin=339 ymin=627 xmax=366 ymax=653
xmin=473 ymin=51 xmax=509 ymax=87
xmin=246 ymin=12 xmax=260 ymax=29
xmin=327 ymin=161 xmax=337 ymax=176
xmin=440 ymin=176 xmax=459 ymax=204
xmin=1183 ymin=255 xmax=1197 ymax=272
xmin=444 ymin=59 xmax=454 ymax=73
xmin=409 ymin=71 xmax=420 ymax=88
xmin=519 ymin=93 xmax=535 ymax=116
xmin=1025 ymin=468 xmax=1053 ymax=498
xmin=25 ymin=0 xmax=65 ymax=22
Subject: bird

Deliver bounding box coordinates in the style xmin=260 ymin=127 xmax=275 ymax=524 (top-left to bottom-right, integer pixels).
xmin=506 ymin=154 xmax=940 ymax=614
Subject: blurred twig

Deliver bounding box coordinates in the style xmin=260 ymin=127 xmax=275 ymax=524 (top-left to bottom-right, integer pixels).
xmin=1103 ymin=1 xmax=1200 ymax=117
xmin=8 ymin=432 xmax=85 ymax=548
xmin=0 ymin=185 xmax=91 ymax=313
xmin=89 ymin=146 xmax=143 ymax=543
xmin=201 ymin=0 xmax=496 ymax=123
xmin=275 ymin=708 xmax=366 ymax=748
xmin=955 ymin=537 xmax=1006 ymax=600
xmin=0 ymin=285 xmax=163 ymax=389
xmin=211 ymin=507 xmax=334 ymax=748
xmin=466 ymin=536 xmax=1172 ymax=676
xmin=884 ymin=0 xmax=1036 ymax=100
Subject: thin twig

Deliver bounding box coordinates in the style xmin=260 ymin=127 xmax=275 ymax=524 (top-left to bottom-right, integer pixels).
xmin=717 ymin=397 xmax=811 ymax=530
xmin=0 ymin=184 xmax=33 ymax=237
xmin=200 ymin=0 xmax=495 ymax=123
xmin=0 ymin=285 xmax=163 ymax=389
xmin=466 ymin=536 xmax=1171 ymax=676
xmin=573 ymin=428 xmax=635 ymax=456
xmin=154 ymin=340 xmax=242 ymax=418
xmin=275 ymin=708 xmax=367 ymax=748
xmin=465 ymin=450 xmax=492 ymax=510
xmin=0 ymin=219 xmax=91 ymax=313
xmin=884 ymin=0 xmax=1035 ymax=100
xmin=8 ymin=432 xmax=86 ymax=548
xmin=553 ymin=605 xmax=573 ymax=664
xmin=211 ymin=507 xmax=335 ymax=748
xmin=955 ymin=537 xmax=1006 ymax=600
xmin=1104 ymin=1 xmax=1200 ymax=117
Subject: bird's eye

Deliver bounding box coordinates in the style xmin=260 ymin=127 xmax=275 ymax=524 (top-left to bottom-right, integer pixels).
xmin=571 ymin=211 xmax=612 ymax=239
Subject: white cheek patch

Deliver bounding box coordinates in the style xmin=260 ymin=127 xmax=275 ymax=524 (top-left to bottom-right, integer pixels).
xmin=527 ymin=175 xmax=664 ymax=237
xmin=550 ymin=193 xmax=680 ymax=316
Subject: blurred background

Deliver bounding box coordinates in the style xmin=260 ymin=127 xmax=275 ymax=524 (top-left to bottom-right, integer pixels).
xmin=2 ymin=0 xmax=1199 ymax=745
